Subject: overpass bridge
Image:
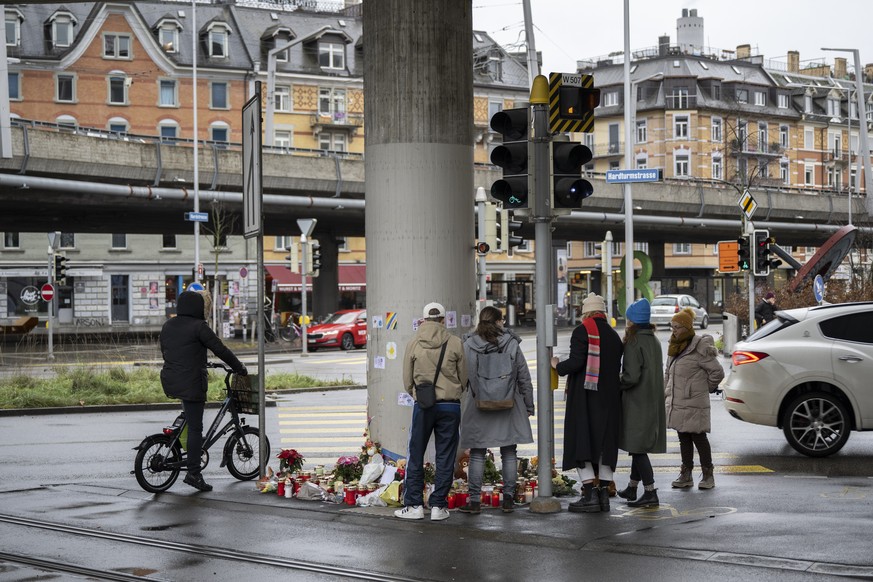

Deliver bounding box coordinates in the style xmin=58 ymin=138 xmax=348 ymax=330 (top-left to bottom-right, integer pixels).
xmin=0 ymin=122 xmax=865 ymax=246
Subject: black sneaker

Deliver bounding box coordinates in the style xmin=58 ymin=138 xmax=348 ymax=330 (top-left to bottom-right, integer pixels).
xmin=458 ymin=501 xmax=481 ymax=514
xmin=183 ymin=473 xmax=213 ymax=492
xmin=501 ymin=497 xmax=515 ymax=513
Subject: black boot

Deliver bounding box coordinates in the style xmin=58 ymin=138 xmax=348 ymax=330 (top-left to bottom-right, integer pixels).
xmin=627 ymin=488 xmax=659 ymax=508
xmin=569 ymin=483 xmax=601 ymax=513
xmin=598 ymin=481 xmax=611 ymax=512
xmin=183 ymin=472 xmax=213 ymax=492
xmin=617 ymin=483 xmax=638 ymax=502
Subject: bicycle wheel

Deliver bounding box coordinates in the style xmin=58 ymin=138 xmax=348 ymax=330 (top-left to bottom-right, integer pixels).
xmin=134 ymin=434 xmax=183 ymax=493
xmin=279 ymin=325 xmax=294 ymax=342
xmin=224 ymin=426 xmax=270 ymax=481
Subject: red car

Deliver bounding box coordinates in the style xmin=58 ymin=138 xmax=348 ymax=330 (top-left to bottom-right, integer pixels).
xmin=306 ymin=309 xmax=367 ymax=351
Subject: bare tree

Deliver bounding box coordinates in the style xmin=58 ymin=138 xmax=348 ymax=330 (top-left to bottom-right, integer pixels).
xmin=201 ymin=201 xmax=238 ymax=332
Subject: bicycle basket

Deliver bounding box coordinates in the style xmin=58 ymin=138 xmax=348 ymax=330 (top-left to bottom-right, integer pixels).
xmin=230 ymin=373 xmax=259 ymax=415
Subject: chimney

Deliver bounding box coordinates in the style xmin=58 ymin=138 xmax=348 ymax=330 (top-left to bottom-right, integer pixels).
xmin=736 ymin=44 xmax=751 ymax=60
xmin=834 ymin=57 xmax=847 ymax=79
xmin=682 ymin=8 xmax=688 ymax=17
xmin=659 ymin=35 xmax=670 ymax=56
xmin=787 ymin=51 xmax=800 ymax=73
xmin=690 ymin=9 xmax=697 ymax=16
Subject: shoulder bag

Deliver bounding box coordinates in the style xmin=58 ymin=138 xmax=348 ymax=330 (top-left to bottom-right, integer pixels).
xmin=414 ymin=341 xmax=448 ymax=409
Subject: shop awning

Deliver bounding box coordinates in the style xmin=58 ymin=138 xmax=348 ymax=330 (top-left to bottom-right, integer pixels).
xmin=266 ymin=264 xmax=366 ymax=292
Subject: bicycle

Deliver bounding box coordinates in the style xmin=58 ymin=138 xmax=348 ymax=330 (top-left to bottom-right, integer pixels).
xmin=132 ymin=362 xmax=271 ymax=493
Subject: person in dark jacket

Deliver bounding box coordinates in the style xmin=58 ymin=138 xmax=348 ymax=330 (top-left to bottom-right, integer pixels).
xmin=160 ymin=290 xmax=248 ymax=492
xmin=617 ymin=298 xmax=666 ymax=508
xmin=550 ymin=293 xmax=623 ymax=513
xmin=754 ymin=292 xmax=778 ymax=328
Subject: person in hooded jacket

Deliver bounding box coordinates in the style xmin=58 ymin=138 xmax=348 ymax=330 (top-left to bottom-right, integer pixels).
xmin=617 ymin=298 xmax=666 ymax=508
xmin=664 ymin=307 xmax=725 ymax=490
xmin=160 ymin=290 xmax=248 ymax=492
xmin=396 ymin=302 xmax=468 ymax=522
xmin=458 ymin=306 xmax=534 ymax=515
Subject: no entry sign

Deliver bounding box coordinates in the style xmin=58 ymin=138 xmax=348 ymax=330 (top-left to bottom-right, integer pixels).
xmin=40 ymin=283 xmax=55 ymax=302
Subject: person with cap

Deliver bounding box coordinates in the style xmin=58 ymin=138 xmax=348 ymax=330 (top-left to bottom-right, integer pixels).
xmin=396 ymin=302 xmax=468 ymax=521
xmin=664 ymin=307 xmax=725 ymax=490
xmin=616 ymin=298 xmax=666 ymax=508
xmin=550 ymin=293 xmax=623 ymax=513
xmin=754 ymin=292 xmax=778 ymax=328
xmin=160 ymin=290 xmax=248 ymax=492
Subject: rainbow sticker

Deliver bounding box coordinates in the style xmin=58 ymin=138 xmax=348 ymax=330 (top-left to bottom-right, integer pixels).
xmin=386 ymin=312 xmax=398 ymax=330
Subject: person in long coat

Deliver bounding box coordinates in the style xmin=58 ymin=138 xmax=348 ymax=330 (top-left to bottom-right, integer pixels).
xmin=664 ymin=307 xmax=725 ymax=490
xmin=617 ymin=298 xmax=666 ymax=508
xmin=550 ymin=293 xmax=623 ymax=513
xmin=459 ymin=306 xmax=534 ymax=514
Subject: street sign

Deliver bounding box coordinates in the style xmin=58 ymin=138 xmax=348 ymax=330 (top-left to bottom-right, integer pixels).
xmin=737 ymin=190 xmax=758 ymax=220
xmin=239 ymin=267 xmax=248 ymax=279
xmin=813 ymin=274 xmax=825 ymax=303
xmin=40 ymin=283 xmax=54 ymax=302
xmin=717 ymin=240 xmax=740 ymax=273
xmin=187 ymin=282 xmax=204 ymax=292
xmin=605 ymin=169 xmax=662 ymax=184
xmin=184 ymin=212 xmax=209 ymax=222
xmin=242 ymin=90 xmax=263 ymax=239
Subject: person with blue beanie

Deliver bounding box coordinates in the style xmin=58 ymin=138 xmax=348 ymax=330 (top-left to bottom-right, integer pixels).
xmin=617 ymin=298 xmax=666 ymax=508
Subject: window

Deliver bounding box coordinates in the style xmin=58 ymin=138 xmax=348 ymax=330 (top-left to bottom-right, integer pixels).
xmin=210 ymin=122 xmax=229 ymax=143
xmin=59 ymin=233 xmax=75 ymax=249
xmin=712 ymin=156 xmax=722 ymax=180
xmin=274 ymin=129 xmax=292 ymax=149
xmin=827 ymin=98 xmax=840 ymax=118
xmin=850 ymin=100 xmax=858 ymax=119
xmin=56 ymin=115 xmax=77 ymax=131
xmin=56 ymin=74 xmax=75 ymax=102
xmin=162 ymin=234 xmax=176 ymax=249
xmin=108 ymin=117 xmax=128 ymax=134
xmin=274 ymin=85 xmax=290 ymax=112
xmin=820 ymin=313 xmax=873 ymax=344
xmin=159 ymin=23 xmax=178 ymax=53
xmin=781 ymin=161 xmax=789 ymax=185
xmin=111 ymin=234 xmax=127 ymax=249
xmin=851 ymin=168 xmax=857 ymax=190
xmin=103 ymin=34 xmax=131 ymax=59
xmin=8 ymin=72 xmax=19 ymax=100
xmin=208 ymin=24 xmax=229 ymax=58
xmin=759 ymin=160 xmax=770 ymax=179
xmin=780 ymin=125 xmax=789 ymax=148
xmin=674 ymin=152 xmax=689 ymax=176
xmin=778 ymin=94 xmax=789 ymax=109
xmin=318 ymin=87 xmax=346 ymax=117
xmin=275 ymin=236 xmax=293 ymax=251
xmin=736 ymin=88 xmax=748 ymax=104
xmin=318 ymin=132 xmax=347 ymax=152
xmin=583 ymin=242 xmax=598 ymax=258
xmin=804 ymin=93 xmax=813 ymax=114
xmin=5 ymin=11 xmax=20 ymax=46
xmin=609 ymin=160 xmax=620 ymax=170
xmin=318 ymin=41 xmax=345 ymax=69
xmin=158 ymin=120 xmax=179 ymax=142
xmin=636 ymin=120 xmax=647 ymax=143
xmin=804 ymin=163 xmax=815 ymax=186
xmin=674 ymin=115 xmax=688 ymax=139
xmin=159 ymin=79 xmax=177 ymax=107
xmin=754 ymin=91 xmax=766 ymax=106
xmin=210 ymin=82 xmax=228 ymax=109
xmin=737 ymin=121 xmax=747 ymax=150
xmin=108 ymin=74 xmax=128 ymax=105
xmin=603 ymin=91 xmax=619 ymax=107
xmin=673 ymin=243 xmax=691 ymax=255
xmin=3 ymin=232 xmax=19 ymax=249
xmin=635 ymin=154 xmax=647 ymax=169
xmin=711 ymin=117 xmax=722 ymax=141
xmin=52 ymin=14 xmax=74 ymax=48
xmin=804 ymin=128 xmax=814 ymax=150
xmin=758 ymin=123 xmax=768 ymax=153
xmin=674 ymin=87 xmax=689 ymax=109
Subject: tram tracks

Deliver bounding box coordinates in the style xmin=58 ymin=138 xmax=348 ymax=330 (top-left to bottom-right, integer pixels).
xmin=0 ymin=513 xmax=421 ymax=582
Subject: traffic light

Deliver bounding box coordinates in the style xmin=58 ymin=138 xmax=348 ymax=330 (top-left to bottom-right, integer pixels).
xmin=489 ymin=107 xmax=532 ymax=210
xmin=484 ymin=202 xmax=498 ymax=253
xmin=54 ymin=254 xmax=68 ymax=285
xmin=558 ymin=86 xmax=601 ymax=120
xmin=737 ymin=235 xmax=751 ymax=271
xmin=285 ymin=240 xmax=299 ymax=274
xmin=753 ymin=230 xmax=780 ymax=276
xmin=500 ymin=209 xmax=524 ymax=256
xmin=310 ymin=242 xmax=322 ymax=277
xmin=551 ymin=140 xmax=594 ymax=214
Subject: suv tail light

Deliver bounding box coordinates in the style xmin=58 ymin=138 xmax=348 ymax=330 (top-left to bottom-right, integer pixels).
xmin=732 ymin=351 xmax=769 ymax=366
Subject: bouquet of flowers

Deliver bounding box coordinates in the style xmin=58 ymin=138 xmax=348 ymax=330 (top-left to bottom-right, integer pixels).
xmin=277 ymin=448 xmax=305 ymax=475
xmin=334 ymin=455 xmax=363 ymax=483
xmin=423 ymin=461 xmax=436 ymax=485
xmin=359 ymin=437 xmax=383 ymax=465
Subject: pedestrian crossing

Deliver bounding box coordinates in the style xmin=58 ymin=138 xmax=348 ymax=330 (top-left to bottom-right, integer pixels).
xmin=274 ymin=398 xmax=773 ymax=475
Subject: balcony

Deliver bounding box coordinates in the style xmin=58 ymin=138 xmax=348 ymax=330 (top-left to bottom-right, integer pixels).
xmin=310 ymin=112 xmax=364 ymax=137
xmin=591 ymin=142 xmax=624 ymax=158
xmin=665 ymin=94 xmax=697 ymax=110
xmin=729 ymin=140 xmax=783 ymax=157
xmin=825 ymin=149 xmax=849 ymax=166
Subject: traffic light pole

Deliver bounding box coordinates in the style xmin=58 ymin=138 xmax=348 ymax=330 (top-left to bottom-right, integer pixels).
xmin=46 ymin=247 xmax=54 ymax=361
xmin=475 ymin=189 xmax=487 ymax=304
xmin=529 ymin=77 xmax=561 ymax=514
xmin=745 ymin=220 xmax=755 ymax=335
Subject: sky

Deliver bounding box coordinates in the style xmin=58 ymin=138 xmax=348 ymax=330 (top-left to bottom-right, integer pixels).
xmin=472 ymin=0 xmax=873 ymax=79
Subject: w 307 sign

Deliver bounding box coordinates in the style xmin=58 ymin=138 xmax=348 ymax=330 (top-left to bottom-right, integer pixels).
xmin=717 ymin=240 xmax=740 ymax=273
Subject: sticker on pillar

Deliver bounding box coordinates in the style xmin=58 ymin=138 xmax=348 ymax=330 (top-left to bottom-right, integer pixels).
xmin=412 ymin=318 xmax=421 ymax=332
xmin=398 ymin=392 xmax=414 ymax=407
xmin=386 ymin=342 xmax=397 ymax=359
xmin=374 ymin=356 xmax=386 ymax=369
xmin=386 ymin=312 xmax=397 ymax=330
xmin=461 ymin=314 xmax=472 ymax=327
xmin=445 ymin=311 xmax=457 ymax=329
xmin=372 ymin=315 xmax=384 ymax=328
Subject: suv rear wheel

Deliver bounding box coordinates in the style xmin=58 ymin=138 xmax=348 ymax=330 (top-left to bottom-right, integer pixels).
xmin=782 ymin=392 xmax=851 ymax=457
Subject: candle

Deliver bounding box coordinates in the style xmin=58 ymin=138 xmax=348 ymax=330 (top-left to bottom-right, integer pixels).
xmin=284 ymin=478 xmax=293 ymax=499
xmin=448 ymin=491 xmax=456 ymax=509
xmin=277 ymin=480 xmax=285 ymax=497
xmin=492 ymin=487 xmax=501 ymax=507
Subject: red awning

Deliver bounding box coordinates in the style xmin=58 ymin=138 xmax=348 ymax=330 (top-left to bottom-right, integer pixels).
xmin=266 ymin=264 xmax=366 ymax=292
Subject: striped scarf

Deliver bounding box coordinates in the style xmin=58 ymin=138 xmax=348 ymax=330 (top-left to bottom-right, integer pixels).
xmin=582 ymin=313 xmax=605 ymax=391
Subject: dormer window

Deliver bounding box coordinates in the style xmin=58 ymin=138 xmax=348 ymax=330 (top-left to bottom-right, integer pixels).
xmin=157 ymin=20 xmax=181 ymax=53
xmin=51 ymin=12 xmax=75 ymax=48
xmin=319 ymin=41 xmax=345 ymax=69
xmin=207 ymin=23 xmax=229 ymax=58
xmin=5 ymin=10 xmax=21 ymax=47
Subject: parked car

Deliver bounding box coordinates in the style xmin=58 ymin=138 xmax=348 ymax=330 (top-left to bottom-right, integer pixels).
xmin=650 ymin=294 xmax=709 ymax=328
xmin=723 ymin=302 xmax=873 ymax=457
xmin=306 ymin=309 xmax=367 ymax=351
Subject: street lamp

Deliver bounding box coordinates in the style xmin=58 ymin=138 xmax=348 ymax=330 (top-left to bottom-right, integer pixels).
xmin=822 ymin=47 xmax=873 ymax=214
xmin=192 ymin=0 xmax=200 ymax=281
xmin=831 ymin=87 xmax=855 ymax=226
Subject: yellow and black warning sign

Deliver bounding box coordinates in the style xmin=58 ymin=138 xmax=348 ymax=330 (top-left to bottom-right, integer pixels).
xmin=549 ymin=73 xmax=599 ymax=134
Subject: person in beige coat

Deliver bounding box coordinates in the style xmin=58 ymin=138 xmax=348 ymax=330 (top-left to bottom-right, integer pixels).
xmin=664 ymin=307 xmax=725 ymax=490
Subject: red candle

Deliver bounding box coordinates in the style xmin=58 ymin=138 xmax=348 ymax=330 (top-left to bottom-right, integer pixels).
xmin=277 ymin=480 xmax=285 ymax=497
xmin=492 ymin=487 xmax=501 ymax=507
xmin=447 ymin=492 xmax=456 ymax=509
xmin=482 ymin=490 xmax=492 ymax=505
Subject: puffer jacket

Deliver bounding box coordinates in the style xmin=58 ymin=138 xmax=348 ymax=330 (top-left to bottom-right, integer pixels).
xmin=160 ymin=291 xmax=246 ymax=402
xmin=664 ymin=334 xmax=724 ymax=433
xmin=403 ymin=321 xmax=467 ymax=402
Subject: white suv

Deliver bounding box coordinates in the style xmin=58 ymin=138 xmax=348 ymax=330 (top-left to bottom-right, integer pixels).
xmin=723 ymin=302 xmax=873 ymax=457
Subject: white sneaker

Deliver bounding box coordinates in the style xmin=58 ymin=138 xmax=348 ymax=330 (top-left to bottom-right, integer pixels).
xmin=430 ymin=506 xmax=450 ymax=521
xmin=394 ymin=505 xmax=424 ymax=520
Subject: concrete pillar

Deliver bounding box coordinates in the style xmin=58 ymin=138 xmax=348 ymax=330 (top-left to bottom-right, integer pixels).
xmin=364 ymin=0 xmax=475 ymax=459
xmin=311 ymin=233 xmax=339 ymax=320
